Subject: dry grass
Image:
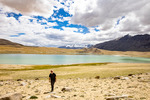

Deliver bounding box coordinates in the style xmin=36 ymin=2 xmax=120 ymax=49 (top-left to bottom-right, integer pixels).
xmin=0 ymin=46 xmax=150 ymax=58
xmin=0 ymin=46 xmax=83 ymax=54
xmin=0 ymin=63 xmax=150 ymax=80
xmin=99 ymin=49 xmax=150 ymax=58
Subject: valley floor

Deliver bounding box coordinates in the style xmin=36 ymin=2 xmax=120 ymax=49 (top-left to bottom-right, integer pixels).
xmin=0 ymin=63 xmax=150 ymax=99
xmin=0 ymin=73 xmax=150 ymax=100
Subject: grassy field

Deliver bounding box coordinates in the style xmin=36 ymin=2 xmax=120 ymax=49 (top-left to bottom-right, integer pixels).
xmin=0 ymin=63 xmax=150 ymax=80
xmin=0 ymin=45 xmax=150 ymax=58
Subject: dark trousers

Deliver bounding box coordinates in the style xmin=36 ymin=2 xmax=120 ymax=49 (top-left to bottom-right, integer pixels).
xmin=51 ymin=81 xmax=55 ymax=92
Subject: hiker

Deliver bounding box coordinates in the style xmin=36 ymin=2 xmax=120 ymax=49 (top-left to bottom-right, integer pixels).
xmin=49 ymin=70 xmax=56 ymax=92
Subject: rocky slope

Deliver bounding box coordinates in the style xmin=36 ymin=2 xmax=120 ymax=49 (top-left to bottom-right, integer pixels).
xmin=94 ymin=34 xmax=150 ymax=51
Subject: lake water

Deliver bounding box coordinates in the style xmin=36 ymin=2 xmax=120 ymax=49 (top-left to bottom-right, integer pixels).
xmin=0 ymin=54 xmax=150 ymax=65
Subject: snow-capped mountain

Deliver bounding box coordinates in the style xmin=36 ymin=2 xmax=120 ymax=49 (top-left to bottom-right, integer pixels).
xmin=59 ymin=44 xmax=92 ymax=49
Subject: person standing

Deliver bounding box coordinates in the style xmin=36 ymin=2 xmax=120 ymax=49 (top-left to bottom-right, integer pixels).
xmin=49 ymin=70 xmax=56 ymax=92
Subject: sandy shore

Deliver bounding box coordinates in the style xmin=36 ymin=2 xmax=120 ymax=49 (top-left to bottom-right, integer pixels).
xmin=0 ymin=73 xmax=150 ymax=100
xmin=0 ymin=64 xmax=31 ymax=69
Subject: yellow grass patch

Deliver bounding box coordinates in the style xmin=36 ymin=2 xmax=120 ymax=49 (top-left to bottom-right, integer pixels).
xmin=0 ymin=63 xmax=150 ymax=80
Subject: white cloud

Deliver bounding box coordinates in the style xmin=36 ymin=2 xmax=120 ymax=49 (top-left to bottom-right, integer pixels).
xmin=71 ymin=0 xmax=150 ymax=32
xmin=0 ymin=0 xmax=59 ymax=17
xmin=0 ymin=0 xmax=150 ymax=47
xmin=0 ymin=13 xmax=94 ymax=47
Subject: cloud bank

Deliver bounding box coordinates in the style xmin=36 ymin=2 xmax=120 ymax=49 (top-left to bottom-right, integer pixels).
xmin=0 ymin=0 xmax=150 ymax=47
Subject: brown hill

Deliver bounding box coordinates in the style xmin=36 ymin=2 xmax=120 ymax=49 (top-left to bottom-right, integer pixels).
xmin=0 ymin=39 xmax=23 ymax=46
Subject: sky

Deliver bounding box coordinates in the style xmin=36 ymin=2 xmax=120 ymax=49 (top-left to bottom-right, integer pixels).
xmin=0 ymin=0 xmax=150 ymax=47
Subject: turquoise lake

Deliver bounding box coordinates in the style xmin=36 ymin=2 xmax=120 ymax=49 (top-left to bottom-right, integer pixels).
xmin=0 ymin=54 xmax=150 ymax=65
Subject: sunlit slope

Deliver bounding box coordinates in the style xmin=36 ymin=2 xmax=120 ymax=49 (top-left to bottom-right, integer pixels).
xmin=0 ymin=46 xmax=150 ymax=58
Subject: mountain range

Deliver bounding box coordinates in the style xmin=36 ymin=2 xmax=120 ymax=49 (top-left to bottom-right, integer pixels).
xmin=93 ymin=34 xmax=150 ymax=51
xmin=0 ymin=34 xmax=150 ymax=51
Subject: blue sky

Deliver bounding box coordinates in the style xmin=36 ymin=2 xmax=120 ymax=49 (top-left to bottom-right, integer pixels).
xmin=0 ymin=0 xmax=150 ymax=47
xmin=7 ymin=8 xmax=91 ymax=34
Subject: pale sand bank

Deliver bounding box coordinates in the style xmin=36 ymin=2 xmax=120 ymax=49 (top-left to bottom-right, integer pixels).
xmin=0 ymin=64 xmax=31 ymax=69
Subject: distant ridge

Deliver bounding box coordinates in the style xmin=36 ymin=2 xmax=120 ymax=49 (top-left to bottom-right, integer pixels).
xmin=93 ymin=34 xmax=150 ymax=51
xmin=0 ymin=39 xmax=23 ymax=46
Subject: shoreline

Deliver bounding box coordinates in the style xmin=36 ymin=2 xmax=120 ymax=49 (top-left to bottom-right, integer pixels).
xmin=0 ymin=53 xmax=150 ymax=58
xmin=0 ymin=62 xmax=150 ymax=68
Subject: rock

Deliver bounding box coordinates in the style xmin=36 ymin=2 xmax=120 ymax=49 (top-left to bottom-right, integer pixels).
xmin=51 ymin=95 xmax=61 ymax=98
xmin=128 ymin=99 xmax=134 ymax=100
xmin=28 ymin=82 xmax=32 ymax=85
xmin=35 ymin=78 xmax=39 ymax=80
xmin=132 ymin=75 xmax=136 ymax=78
xmin=95 ymin=76 xmax=100 ymax=79
xmin=22 ymin=96 xmax=26 ymax=98
xmin=43 ymin=92 xmax=50 ymax=94
xmin=145 ymin=73 xmax=149 ymax=75
xmin=93 ymin=85 xmax=98 ymax=88
xmin=45 ymin=95 xmax=51 ymax=99
xmin=91 ymin=89 xmax=96 ymax=91
xmin=20 ymin=82 xmax=26 ymax=86
xmin=114 ymin=76 xmax=121 ymax=80
xmin=0 ymin=83 xmax=3 ymax=86
xmin=105 ymin=93 xmax=116 ymax=96
xmin=34 ymin=90 xmax=39 ymax=93
xmin=121 ymin=77 xmax=129 ymax=80
xmin=128 ymin=85 xmax=137 ymax=88
xmin=73 ymin=95 xmax=77 ymax=97
xmin=4 ymin=81 xmax=11 ymax=85
xmin=26 ymin=96 xmax=31 ymax=99
xmin=0 ymin=93 xmax=22 ymax=100
xmin=138 ymin=77 xmax=142 ymax=79
xmin=29 ymin=96 xmax=38 ymax=99
xmin=128 ymin=74 xmax=134 ymax=76
xmin=138 ymin=73 xmax=142 ymax=75
xmin=17 ymin=79 xmax=23 ymax=81
xmin=80 ymin=95 xmax=84 ymax=97
xmin=140 ymin=97 xmax=146 ymax=99
xmin=61 ymin=87 xmax=72 ymax=92
xmin=106 ymin=95 xmax=128 ymax=100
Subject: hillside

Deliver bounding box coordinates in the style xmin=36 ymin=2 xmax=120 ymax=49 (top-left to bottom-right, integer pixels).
xmin=0 ymin=39 xmax=23 ymax=46
xmin=0 ymin=46 xmax=150 ymax=58
xmin=0 ymin=38 xmax=150 ymax=57
xmin=0 ymin=46 xmax=83 ymax=55
xmin=93 ymin=34 xmax=150 ymax=51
